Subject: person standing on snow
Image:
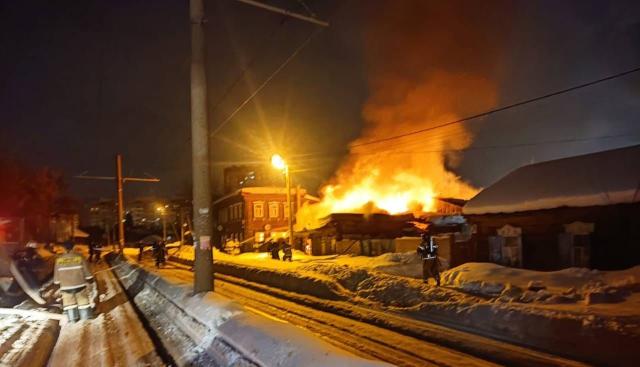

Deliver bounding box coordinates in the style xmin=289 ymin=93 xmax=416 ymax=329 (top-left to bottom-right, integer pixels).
xmin=153 ymin=240 xmax=166 ymax=268
xmin=267 ymin=239 xmax=280 ymax=260
xmin=281 ymin=238 xmax=292 ymax=262
xmin=417 ymin=231 xmax=440 ymax=286
xmin=53 ymin=241 xmax=95 ymax=322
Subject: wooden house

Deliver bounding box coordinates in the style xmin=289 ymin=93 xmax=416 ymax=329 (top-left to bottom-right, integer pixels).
xmin=463 ymin=145 xmax=640 ymax=270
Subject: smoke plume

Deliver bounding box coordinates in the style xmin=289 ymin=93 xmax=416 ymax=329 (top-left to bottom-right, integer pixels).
xmin=297 ymin=1 xmax=514 ymax=228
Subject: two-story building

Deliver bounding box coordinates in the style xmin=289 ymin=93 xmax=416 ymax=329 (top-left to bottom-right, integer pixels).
xmin=213 ymin=187 xmax=319 ymax=252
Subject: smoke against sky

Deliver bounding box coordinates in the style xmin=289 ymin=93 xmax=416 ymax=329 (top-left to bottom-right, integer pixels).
xmin=0 ymin=0 xmax=639 ymax=204
xmin=318 ymin=1 xmax=514 ymax=212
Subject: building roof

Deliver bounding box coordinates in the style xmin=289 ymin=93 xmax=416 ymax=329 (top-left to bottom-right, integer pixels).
xmin=463 ymin=144 xmax=640 ymax=215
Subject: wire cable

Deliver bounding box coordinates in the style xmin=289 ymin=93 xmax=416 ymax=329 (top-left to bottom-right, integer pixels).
xmin=211 ymin=25 xmax=324 ymax=136
xmin=351 ymin=66 xmax=640 ymax=148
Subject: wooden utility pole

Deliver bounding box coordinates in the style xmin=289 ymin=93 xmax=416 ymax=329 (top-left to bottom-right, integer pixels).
xmin=188 ymin=0 xmax=328 ymax=293
xmin=190 ymin=0 xmax=214 ymax=293
xmin=76 ymin=154 xmax=160 ymax=252
xmin=116 ymin=154 xmax=125 ymax=250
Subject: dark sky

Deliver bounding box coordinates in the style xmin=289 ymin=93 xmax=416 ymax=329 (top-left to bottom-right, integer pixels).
xmin=1 ymin=0 xmax=639 ymax=202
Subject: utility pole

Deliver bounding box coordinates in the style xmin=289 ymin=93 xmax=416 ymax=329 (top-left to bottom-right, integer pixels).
xmin=188 ymin=0 xmax=328 ymax=293
xmin=116 ymin=154 xmax=125 ymax=251
xmin=76 ymin=154 xmax=160 ymax=252
xmin=190 ymin=0 xmax=213 ymax=293
xmin=285 ymin=166 xmax=293 ymax=248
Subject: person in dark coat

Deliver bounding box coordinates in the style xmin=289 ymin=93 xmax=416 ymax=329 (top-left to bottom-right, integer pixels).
xmin=267 ymin=239 xmax=280 ymax=260
xmin=417 ymin=231 xmax=440 ymax=286
xmin=281 ymin=238 xmax=292 ymax=262
xmin=153 ymin=241 xmax=166 ymax=268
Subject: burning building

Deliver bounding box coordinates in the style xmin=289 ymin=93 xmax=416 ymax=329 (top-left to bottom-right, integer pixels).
xmin=292 ymin=2 xmax=512 ymax=263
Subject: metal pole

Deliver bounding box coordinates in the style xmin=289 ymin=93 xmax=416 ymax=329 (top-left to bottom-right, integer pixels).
xmin=162 ymin=212 xmax=167 ymax=243
xmin=190 ymin=0 xmax=213 ymax=293
xmin=116 ymin=154 xmax=125 ymax=252
xmin=285 ymin=166 xmax=293 ymax=247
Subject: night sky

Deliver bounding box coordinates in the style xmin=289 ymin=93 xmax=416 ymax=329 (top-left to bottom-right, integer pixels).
xmin=1 ymin=0 xmax=639 ymax=203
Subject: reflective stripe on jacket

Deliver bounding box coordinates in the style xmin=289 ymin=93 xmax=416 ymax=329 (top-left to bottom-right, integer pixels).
xmin=53 ymin=252 xmax=93 ymax=290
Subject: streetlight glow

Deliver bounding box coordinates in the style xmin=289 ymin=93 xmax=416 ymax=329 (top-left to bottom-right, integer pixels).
xmin=271 ymin=154 xmax=287 ymax=171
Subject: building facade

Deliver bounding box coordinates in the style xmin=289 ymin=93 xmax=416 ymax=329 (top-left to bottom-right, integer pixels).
xmin=213 ymin=187 xmax=319 ymax=252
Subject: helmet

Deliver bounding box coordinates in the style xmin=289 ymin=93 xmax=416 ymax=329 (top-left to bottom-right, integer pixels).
xmin=421 ymin=233 xmax=430 ymax=241
xmin=63 ymin=241 xmax=74 ymax=251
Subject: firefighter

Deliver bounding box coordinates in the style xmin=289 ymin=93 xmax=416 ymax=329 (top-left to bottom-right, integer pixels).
xmin=417 ymin=231 xmax=440 ymax=286
xmin=53 ymin=241 xmax=95 ymax=322
xmin=281 ymin=238 xmax=293 ymax=262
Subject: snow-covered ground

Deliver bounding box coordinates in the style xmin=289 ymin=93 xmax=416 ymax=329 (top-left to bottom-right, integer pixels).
xmin=166 ymin=245 xmax=640 ymax=366
xmin=48 ymin=260 xmax=164 ymax=367
xmin=112 ymin=252 xmax=391 ymax=367
xmin=0 ymin=310 xmax=58 ymax=366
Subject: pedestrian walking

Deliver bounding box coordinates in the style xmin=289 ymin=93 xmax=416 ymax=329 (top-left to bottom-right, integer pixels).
xmin=153 ymin=241 xmax=166 ymax=268
xmin=417 ymin=231 xmax=440 ymax=286
xmin=53 ymin=241 xmax=95 ymax=322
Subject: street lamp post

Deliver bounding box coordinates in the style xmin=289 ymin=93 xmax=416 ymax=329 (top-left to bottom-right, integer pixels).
xmin=157 ymin=205 xmax=167 ymax=243
xmin=271 ymin=154 xmax=294 ymax=247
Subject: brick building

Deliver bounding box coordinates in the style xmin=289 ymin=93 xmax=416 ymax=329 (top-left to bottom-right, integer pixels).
xmin=213 ymin=187 xmax=319 ymax=252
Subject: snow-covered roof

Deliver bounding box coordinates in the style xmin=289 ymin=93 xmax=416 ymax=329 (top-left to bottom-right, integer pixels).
xmin=464 ymin=144 xmax=640 ymax=215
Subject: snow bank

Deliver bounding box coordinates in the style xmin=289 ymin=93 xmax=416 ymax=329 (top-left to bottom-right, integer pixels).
xmin=168 ymin=247 xmax=640 ymax=366
xmin=442 ymin=262 xmax=640 ymax=305
xmin=108 ymin=253 xmax=389 ymax=367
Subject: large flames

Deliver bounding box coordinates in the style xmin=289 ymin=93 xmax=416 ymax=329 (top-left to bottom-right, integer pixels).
xmin=323 ymin=170 xmax=436 ymax=215
xmin=296 ymin=2 xmax=511 ymax=231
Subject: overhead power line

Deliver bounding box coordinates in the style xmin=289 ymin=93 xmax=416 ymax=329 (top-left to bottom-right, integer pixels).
xmin=275 ymin=131 xmax=640 ymax=159
xmin=352 ymin=132 xmax=640 ymax=156
xmin=211 ymin=26 xmax=324 ymax=136
xmin=351 ymin=66 xmax=640 ymax=148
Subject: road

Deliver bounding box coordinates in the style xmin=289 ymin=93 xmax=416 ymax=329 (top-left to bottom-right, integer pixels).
xmin=140 ymin=257 xmax=588 ymax=367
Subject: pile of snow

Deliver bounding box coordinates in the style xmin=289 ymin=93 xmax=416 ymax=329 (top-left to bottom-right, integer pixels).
xmin=442 ymin=262 xmax=640 ymax=305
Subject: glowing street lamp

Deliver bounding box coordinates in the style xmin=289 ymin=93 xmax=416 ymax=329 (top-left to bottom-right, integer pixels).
xmin=156 ymin=205 xmax=167 ymax=242
xmin=271 ymin=154 xmax=293 ymax=247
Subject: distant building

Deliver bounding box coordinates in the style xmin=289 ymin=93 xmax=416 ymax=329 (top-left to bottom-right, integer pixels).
xmin=463 ymin=145 xmax=640 ymax=270
xmin=223 ymin=165 xmax=281 ymax=194
xmin=124 ymin=196 xmax=191 ymax=228
xmin=88 ymin=199 xmax=116 ymax=228
xmin=213 ymin=187 xmax=319 ymax=252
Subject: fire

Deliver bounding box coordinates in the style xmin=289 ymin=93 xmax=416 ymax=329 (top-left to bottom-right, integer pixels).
xmin=295 ymin=2 xmax=510 ymax=231
xmin=322 ymin=170 xmax=435 ymax=215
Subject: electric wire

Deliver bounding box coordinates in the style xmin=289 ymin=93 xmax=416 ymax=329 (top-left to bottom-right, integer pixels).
xmin=211 ymin=25 xmax=324 ymax=136
xmin=351 ymin=66 xmax=640 ymax=148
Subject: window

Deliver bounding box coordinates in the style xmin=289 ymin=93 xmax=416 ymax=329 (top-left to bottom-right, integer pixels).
xmin=228 ymin=203 xmax=242 ymax=220
xmin=253 ymin=202 xmax=264 ymax=219
xmin=283 ymin=202 xmax=290 ymax=219
xmin=268 ymin=202 xmax=279 ymax=218
xmin=254 ymin=231 xmax=265 ymax=243
xmin=218 ymin=208 xmax=228 ymax=223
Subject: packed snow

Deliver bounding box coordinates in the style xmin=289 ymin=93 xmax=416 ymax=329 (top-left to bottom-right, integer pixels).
xmin=166 ymin=244 xmax=640 ymax=365
xmin=112 ymin=252 xmax=391 ymax=367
